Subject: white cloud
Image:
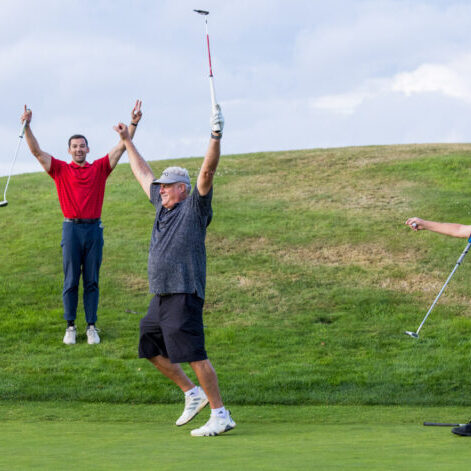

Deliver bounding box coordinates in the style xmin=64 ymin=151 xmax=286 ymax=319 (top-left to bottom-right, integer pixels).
xmin=310 ymin=54 xmax=471 ymax=116
xmin=392 ymin=60 xmax=471 ymax=103
xmin=293 ymin=1 xmax=471 ymax=94
xmin=310 ymin=90 xmax=376 ymax=116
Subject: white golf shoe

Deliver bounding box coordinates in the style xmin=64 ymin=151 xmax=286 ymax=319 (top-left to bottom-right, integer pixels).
xmin=86 ymin=325 xmax=100 ymax=345
xmin=175 ymin=387 xmax=209 ymax=426
xmin=63 ymin=326 xmax=77 ymax=345
xmin=190 ymin=411 xmax=236 ymax=437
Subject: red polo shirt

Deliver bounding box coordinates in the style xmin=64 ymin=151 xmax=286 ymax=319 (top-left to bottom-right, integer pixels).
xmin=48 ymin=155 xmax=112 ymax=219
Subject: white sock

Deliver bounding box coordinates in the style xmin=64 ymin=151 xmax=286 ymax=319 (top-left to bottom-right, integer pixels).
xmin=184 ymin=386 xmax=200 ymax=397
xmin=211 ymin=407 xmax=227 ymax=418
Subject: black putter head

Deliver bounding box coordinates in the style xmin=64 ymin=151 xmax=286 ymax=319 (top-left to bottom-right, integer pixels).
xmin=404 ymin=330 xmax=419 ymax=339
xmin=194 ymin=9 xmax=209 ymax=15
xmin=0 ymin=200 xmax=8 ymax=207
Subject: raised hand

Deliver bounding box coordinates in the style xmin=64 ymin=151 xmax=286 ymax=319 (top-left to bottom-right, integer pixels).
xmin=210 ymin=104 xmax=224 ymax=133
xmin=113 ymin=122 xmax=130 ymax=141
xmin=21 ymin=105 xmax=32 ymax=125
xmin=131 ymin=100 xmax=142 ymax=124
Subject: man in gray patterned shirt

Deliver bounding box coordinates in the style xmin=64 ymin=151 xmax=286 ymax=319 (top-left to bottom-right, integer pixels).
xmin=113 ymin=106 xmax=236 ymax=437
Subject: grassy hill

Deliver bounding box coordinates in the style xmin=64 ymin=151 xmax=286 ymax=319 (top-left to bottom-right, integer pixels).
xmin=2 ymin=143 xmax=471 ymax=406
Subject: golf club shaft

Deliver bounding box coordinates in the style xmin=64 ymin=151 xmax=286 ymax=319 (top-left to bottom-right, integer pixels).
xmin=416 ymin=241 xmax=471 ymax=334
xmin=423 ymin=422 xmax=465 ymax=426
xmin=194 ymin=9 xmax=221 ymax=129
xmin=209 ymin=76 xmax=217 ymax=111
xmin=205 ymin=19 xmax=214 ymax=78
xmin=204 ymin=18 xmax=219 ymax=117
xmin=2 ymin=121 xmax=27 ymax=201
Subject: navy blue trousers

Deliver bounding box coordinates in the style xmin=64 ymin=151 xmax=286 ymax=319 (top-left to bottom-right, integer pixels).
xmin=61 ymin=221 xmax=104 ymax=324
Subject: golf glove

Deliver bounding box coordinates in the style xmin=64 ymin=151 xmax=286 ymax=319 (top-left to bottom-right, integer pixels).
xmin=210 ymin=105 xmax=224 ymax=133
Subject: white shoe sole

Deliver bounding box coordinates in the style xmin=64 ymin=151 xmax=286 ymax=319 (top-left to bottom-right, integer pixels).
xmin=190 ymin=421 xmax=236 ymax=437
xmin=176 ymin=397 xmax=209 ymax=426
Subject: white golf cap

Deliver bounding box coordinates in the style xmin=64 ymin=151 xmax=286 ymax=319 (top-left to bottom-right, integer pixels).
xmin=152 ymin=167 xmax=191 ymax=186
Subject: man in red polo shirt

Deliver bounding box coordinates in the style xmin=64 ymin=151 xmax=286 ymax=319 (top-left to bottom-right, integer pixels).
xmin=20 ymin=101 xmax=142 ymax=345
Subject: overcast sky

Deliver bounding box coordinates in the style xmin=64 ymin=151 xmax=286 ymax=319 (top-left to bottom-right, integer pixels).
xmin=1 ymin=0 xmax=471 ymax=177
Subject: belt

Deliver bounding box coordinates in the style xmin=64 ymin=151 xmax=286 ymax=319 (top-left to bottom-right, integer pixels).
xmin=64 ymin=218 xmax=100 ymax=224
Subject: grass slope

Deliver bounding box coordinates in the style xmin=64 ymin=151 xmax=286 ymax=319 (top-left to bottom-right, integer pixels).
xmin=2 ymin=144 xmax=471 ymax=405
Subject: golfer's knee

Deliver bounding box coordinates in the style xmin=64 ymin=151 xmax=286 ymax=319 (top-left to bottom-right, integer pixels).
xmin=83 ymin=280 xmax=98 ymax=292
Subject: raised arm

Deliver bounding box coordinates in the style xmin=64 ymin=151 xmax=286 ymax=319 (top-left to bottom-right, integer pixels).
xmin=113 ymin=123 xmax=154 ymax=199
xmin=108 ymin=100 xmax=142 ymax=169
xmin=22 ymin=105 xmax=53 ymax=173
xmin=406 ymin=217 xmax=471 ymax=239
xmin=197 ymin=105 xmax=224 ymax=196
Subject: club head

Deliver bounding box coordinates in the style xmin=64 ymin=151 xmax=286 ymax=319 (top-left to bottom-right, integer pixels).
xmin=0 ymin=200 xmax=8 ymax=207
xmin=404 ymin=330 xmax=419 ymax=339
xmin=194 ymin=9 xmax=209 ymax=15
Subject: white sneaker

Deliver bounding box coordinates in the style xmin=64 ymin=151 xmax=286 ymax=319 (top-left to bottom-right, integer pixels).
xmin=86 ymin=325 xmax=100 ymax=345
xmin=175 ymin=387 xmax=209 ymax=426
xmin=190 ymin=411 xmax=236 ymax=437
xmin=63 ymin=326 xmax=76 ymax=345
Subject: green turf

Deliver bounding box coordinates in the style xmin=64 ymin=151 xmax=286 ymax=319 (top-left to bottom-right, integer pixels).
xmin=1 ymin=403 xmax=471 ymax=470
xmin=4 ymin=144 xmax=471 ymax=469
xmin=2 ymin=144 xmax=471 ymax=407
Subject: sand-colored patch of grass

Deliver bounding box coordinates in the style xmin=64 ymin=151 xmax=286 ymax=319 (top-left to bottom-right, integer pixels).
xmin=278 ymin=241 xmax=471 ymax=304
xmin=277 ymin=242 xmax=411 ymax=268
xmin=216 ymin=150 xmax=418 ymax=214
xmin=210 ymin=236 xmax=471 ymax=305
xmin=116 ymin=273 xmax=148 ymax=292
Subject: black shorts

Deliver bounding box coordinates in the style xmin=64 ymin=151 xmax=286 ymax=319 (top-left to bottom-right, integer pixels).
xmin=138 ymin=293 xmax=207 ymax=363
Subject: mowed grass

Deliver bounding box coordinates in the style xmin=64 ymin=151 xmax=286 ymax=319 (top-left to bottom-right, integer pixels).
xmin=2 ymin=143 xmax=471 ymax=407
xmin=1 ymin=403 xmax=471 ymax=471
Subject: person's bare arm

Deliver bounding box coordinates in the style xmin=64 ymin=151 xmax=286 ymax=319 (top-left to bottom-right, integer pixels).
xmin=197 ymin=105 xmax=224 ymax=196
xmin=22 ymin=105 xmax=52 ymax=173
xmin=406 ymin=217 xmax=471 ymax=238
xmin=108 ymin=100 xmax=142 ymax=169
xmin=113 ymin=122 xmax=154 ymax=199
xmin=197 ymin=136 xmax=221 ymax=196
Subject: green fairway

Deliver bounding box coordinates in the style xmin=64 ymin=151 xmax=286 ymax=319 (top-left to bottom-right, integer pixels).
xmin=4 ymin=144 xmax=471 ymax=468
xmin=1 ymin=403 xmax=471 ymax=470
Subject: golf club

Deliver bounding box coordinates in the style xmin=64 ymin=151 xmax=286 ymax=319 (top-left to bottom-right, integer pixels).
xmin=0 ymin=118 xmax=29 ymax=207
xmin=424 ymin=422 xmax=467 ymax=427
xmin=193 ymin=8 xmax=221 ymax=132
xmin=405 ymin=235 xmax=471 ymax=339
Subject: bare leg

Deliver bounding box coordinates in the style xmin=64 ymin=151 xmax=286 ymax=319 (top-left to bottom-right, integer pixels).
xmin=148 ymin=355 xmax=194 ymax=392
xmin=189 ymin=359 xmax=223 ymax=409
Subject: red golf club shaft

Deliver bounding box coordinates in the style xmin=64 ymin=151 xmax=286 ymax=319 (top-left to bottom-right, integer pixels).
xmin=206 ymin=26 xmax=213 ymax=77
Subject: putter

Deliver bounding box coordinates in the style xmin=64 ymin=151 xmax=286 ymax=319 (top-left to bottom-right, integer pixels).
xmin=0 ymin=118 xmax=29 ymax=207
xmin=194 ymin=8 xmax=221 ymax=131
xmin=405 ymin=235 xmax=471 ymax=339
xmin=424 ymin=422 xmax=467 ymax=427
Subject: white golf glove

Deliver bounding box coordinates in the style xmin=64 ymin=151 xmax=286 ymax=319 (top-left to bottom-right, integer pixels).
xmin=210 ymin=105 xmax=224 ymax=133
